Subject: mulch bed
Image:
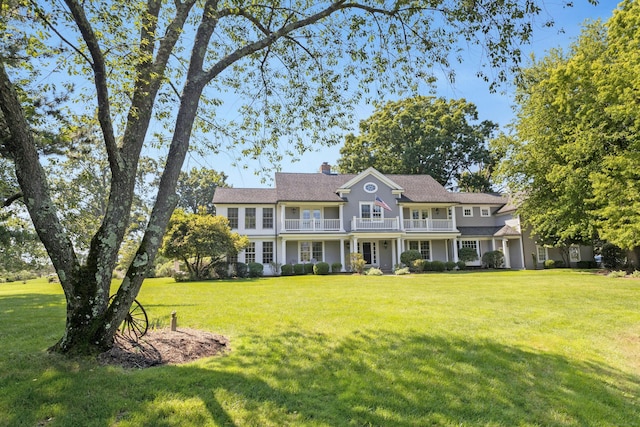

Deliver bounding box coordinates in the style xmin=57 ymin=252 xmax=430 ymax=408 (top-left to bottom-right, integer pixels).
xmin=98 ymin=328 xmax=230 ymax=369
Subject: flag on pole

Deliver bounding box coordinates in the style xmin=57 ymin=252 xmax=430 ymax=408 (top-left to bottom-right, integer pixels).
xmin=375 ymin=195 xmax=392 ymax=211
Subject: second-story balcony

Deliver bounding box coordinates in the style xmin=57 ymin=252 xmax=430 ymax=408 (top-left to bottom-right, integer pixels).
xmin=404 ymin=219 xmax=455 ymax=232
xmin=352 ymin=217 xmax=400 ymax=231
xmin=283 ymin=219 xmax=342 ymax=232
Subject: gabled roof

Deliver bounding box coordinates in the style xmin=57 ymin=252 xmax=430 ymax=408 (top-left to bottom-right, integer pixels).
xmin=275 ymin=173 xmax=350 ymax=202
xmin=337 ymin=167 xmax=403 ymax=192
xmin=391 ymin=175 xmax=457 ymax=203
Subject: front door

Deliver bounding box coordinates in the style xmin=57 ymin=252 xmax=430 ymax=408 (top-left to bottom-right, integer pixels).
xmin=361 ymin=241 xmax=377 ymax=265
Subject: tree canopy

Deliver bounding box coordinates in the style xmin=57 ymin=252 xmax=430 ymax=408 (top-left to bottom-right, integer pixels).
xmin=176 ymin=167 xmax=228 ymax=215
xmin=337 ymin=96 xmax=498 ymax=190
xmin=495 ymin=0 xmax=640 ymax=260
xmin=162 ymin=209 xmax=248 ymax=281
xmin=0 ymin=0 xmax=565 ymax=355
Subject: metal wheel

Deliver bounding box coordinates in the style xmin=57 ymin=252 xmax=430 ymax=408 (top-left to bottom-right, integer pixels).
xmin=111 ymin=296 xmax=149 ymax=341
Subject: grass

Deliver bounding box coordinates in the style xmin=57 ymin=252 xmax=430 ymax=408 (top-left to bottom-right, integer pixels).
xmin=1 ymin=270 xmax=639 ymax=426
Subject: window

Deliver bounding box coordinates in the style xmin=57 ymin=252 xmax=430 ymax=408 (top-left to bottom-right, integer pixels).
xmin=363 ymin=182 xmax=378 ymax=193
xmin=262 ymin=241 xmax=273 ymax=264
xmin=245 ymin=242 xmax=256 ymax=263
xmin=536 ymin=246 xmax=547 ymax=263
xmin=227 ymin=208 xmax=238 ymax=229
xmin=480 ymin=207 xmax=491 ymax=217
xmin=262 ymin=208 xmax=273 ymax=229
xmin=463 ymin=207 xmax=473 ymax=217
xmin=409 ymin=241 xmax=431 ymax=259
xmin=300 ymin=241 xmax=323 ymax=262
xmin=411 ymin=209 xmax=429 ymax=220
xmin=245 ymin=208 xmax=256 ymax=229
xmin=361 ymin=203 xmax=382 ymax=220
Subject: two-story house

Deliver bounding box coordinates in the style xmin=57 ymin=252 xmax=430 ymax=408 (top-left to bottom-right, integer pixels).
xmin=212 ymin=164 xmax=593 ymax=274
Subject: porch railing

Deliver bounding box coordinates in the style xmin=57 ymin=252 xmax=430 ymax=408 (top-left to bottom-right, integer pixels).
xmin=403 ymin=219 xmax=454 ymax=231
xmin=351 ymin=217 xmax=400 ymax=231
xmin=283 ymin=218 xmax=341 ymax=232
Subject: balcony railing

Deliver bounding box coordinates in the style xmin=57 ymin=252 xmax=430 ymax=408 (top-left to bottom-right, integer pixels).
xmin=404 ymin=219 xmax=454 ymax=232
xmin=352 ymin=217 xmax=400 ymax=231
xmin=283 ymin=219 xmax=341 ymax=232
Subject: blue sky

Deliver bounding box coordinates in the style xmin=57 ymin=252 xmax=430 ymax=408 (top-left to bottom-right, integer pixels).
xmin=183 ymin=1 xmax=619 ymax=189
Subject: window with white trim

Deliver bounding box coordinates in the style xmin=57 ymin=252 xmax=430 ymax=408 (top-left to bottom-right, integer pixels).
xmin=245 ymin=208 xmax=256 ymax=229
xmin=361 ymin=203 xmax=382 ymax=220
xmin=262 ymin=241 xmax=273 ymax=264
xmin=463 ymin=207 xmax=473 ymax=217
xmin=227 ymin=208 xmax=238 ymax=229
xmin=409 ymin=241 xmax=431 ymax=260
xmin=300 ymin=241 xmax=323 ymax=262
xmin=536 ymin=246 xmax=547 ymax=263
xmin=569 ymin=245 xmax=580 ymax=262
xmin=245 ymin=242 xmax=256 ymax=263
xmin=459 ymin=240 xmax=479 ymax=256
xmin=363 ymin=182 xmax=378 ymax=193
xmin=262 ymin=208 xmax=273 ymax=229
xmin=480 ymin=207 xmax=491 ymax=217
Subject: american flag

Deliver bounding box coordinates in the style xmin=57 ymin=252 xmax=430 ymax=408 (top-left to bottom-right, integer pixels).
xmin=375 ymin=195 xmax=392 ymax=211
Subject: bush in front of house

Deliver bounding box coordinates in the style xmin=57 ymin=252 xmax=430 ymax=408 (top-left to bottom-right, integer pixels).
xmin=413 ymin=259 xmax=425 ymax=272
xmin=281 ymin=264 xmax=294 ymax=276
xmin=431 ymin=260 xmax=445 ymax=272
xmin=394 ymin=266 xmax=410 ymax=275
xmin=482 ymin=250 xmax=504 ymax=268
xmin=445 ymin=261 xmax=457 ymax=271
xmin=314 ymin=262 xmax=330 ymax=275
xmin=350 ymin=253 xmax=366 ymax=274
xmin=576 ymin=260 xmax=597 ymax=269
xmin=458 ymin=247 xmax=479 ymax=263
xmin=304 ymin=263 xmax=314 ymax=275
xmin=456 ymin=260 xmax=466 ymax=270
xmin=293 ymin=263 xmax=305 ymax=275
xmin=602 ymin=242 xmax=625 ymax=269
xmin=544 ymin=259 xmax=555 ymax=269
xmin=331 ymin=262 xmax=342 ymax=273
xmin=421 ymin=260 xmax=433 ymax=271
xmin=248 ymin=262 xmax=264 ymax=278
xmin=366 ymin=267 xmax=383 ymax=276
xmin=236 ymin=262 xmax=249 ymax=278
xmin=400 ymin=250 xmax=422 ymax=271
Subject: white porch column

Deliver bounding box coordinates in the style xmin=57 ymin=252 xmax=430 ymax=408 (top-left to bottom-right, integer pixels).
xmin=397 ymin=237 xmax=403 ymax=265
xmin=450 ymin=205 xmax=457 ymax=231
xmin=453 ymin=238 xmax=459 ymax=262
xmin=445 ymin=240 xmax=449 ymax=262
xmin=339 ymin=204 xmax=345 ymax=231
xmin=492 ymin=238 xmax=496 ymax=251
xmin=340 ymin=238 xmax=346 ymax=272
xmin=280 ymin=204 xmax=286 ymax=231
xmin=281 ymin=238 xmax=287 ymax=265
xmin=391 ymin=239 xmax=397 ymax=268
xmin=399 ymin=206 xmax=405 ymax=230
xmin=502 ymin=239 xmax=511 ymax=268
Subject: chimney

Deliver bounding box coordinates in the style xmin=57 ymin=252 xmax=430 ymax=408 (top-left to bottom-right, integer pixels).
xmin=320 ymin=162 xmax=332 ymax=174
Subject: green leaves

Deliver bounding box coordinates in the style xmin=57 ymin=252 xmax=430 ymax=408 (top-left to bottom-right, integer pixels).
xmin=337 ymin=96 xmax=497 ymax=190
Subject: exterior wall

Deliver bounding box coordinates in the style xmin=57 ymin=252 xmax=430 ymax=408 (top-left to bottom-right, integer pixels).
xmin=430 ymin=240 xmax=448 ymax=262
xmin=455 ymin=206 xmax=498 ymax=227
xmin=342 ymin=176 xmax=399 ymax=232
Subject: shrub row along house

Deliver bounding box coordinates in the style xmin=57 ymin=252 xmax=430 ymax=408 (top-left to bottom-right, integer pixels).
xmin=212 ymin=164 xmax=594 ymax=274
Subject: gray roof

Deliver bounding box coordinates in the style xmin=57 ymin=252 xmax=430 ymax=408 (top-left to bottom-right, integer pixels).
xmin=458 ymin=225 xmax=520 ymax=237
xmin=213 ymin=170 xmax=510 ymax=207
xmin=213 ymin=187 xmax=278 ymax=204
xmin=455 ymin=192 xmax=509 ymax=205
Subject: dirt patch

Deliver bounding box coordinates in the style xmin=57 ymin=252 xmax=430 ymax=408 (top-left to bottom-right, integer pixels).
xmin=98 ymin=328 xmax=230 ymax=369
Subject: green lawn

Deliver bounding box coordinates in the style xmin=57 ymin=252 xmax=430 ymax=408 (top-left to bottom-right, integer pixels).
xmin=1 ymin=270 xmax=639 ymax=426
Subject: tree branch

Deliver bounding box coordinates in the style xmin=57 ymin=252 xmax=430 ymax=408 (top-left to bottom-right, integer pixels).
xmin=2 ymin=192 xmax=23 ymax=208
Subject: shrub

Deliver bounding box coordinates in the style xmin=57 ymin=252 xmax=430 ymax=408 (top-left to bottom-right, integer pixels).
xmin=314 ymin=262 xmax=330 ymax=275
xmin=631 ymin=270 xmax=640 ymax=278
xmin=458 ymin=247 xmax=479 ymax=263
xmin=350 ymin=253 xmax=366 ymax=274
xmin=456 ymin=260 xmax=466 ymax=270
xmin=331 ymin=262 xmax=342 ymax=273
xmin=422 ymin=260 xmax=433 ymax=271
xmin=236 ymin=262 xmax=249 ymax=278
xmin=445 ymin=261 xmax=457 ymax=271
xmin=602 ymin=242 xmax=625 ymax=269
xmin=281 ymin=264 xmax=294 ymax=276
xmin=576 ymin=260 xmax=595 ymax=269
xmin=608 ymin=270 xmax=626 ymax=278
xmin=554 ymin=260 xmax=564 ymax=268
xmin=482 ymin=251 xmax=504 ymax=269
xmin=544 ymin=259 xmax=555 ymax=269
xmin=394 ymin=267 xmax=410 ymax=275
xmin=293 ymin=263 xmax=305 ymax=275
xmin=248 ymin=262 xmax=264 ymax=278
xmin=366 ymin=267 xmax=383 ymax=276
xmin=304 ymin=263 xmax=314 ymax=274
xmin=431 ymin=260 xmax=445 ymax=272
xmin=413 ymin=259 xmax=425 ymax=272
xmin=269 ymin=262 xmax=282 ymax=276
xmin=400 ymin=250 xmax=422 ymax=271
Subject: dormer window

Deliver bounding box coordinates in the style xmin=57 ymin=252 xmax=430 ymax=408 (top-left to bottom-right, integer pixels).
xmin=480 ymin=207 xmax=491 ymax=217
xmin=463 ymin=207 xmax=473 ymax=217
xmin=363 ymin=182 xmax=378 ymax=193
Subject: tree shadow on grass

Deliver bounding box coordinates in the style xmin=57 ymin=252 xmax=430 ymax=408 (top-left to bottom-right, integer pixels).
xmin=4 ymin=328 xmax=640 ymax=426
